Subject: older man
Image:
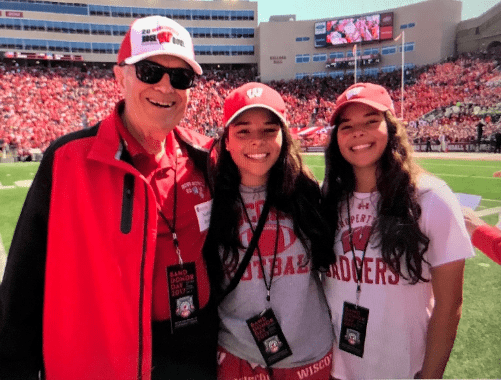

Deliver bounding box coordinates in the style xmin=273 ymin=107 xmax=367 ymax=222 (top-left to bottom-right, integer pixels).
xmin=0 ymin=16 xmax=217 ymax=380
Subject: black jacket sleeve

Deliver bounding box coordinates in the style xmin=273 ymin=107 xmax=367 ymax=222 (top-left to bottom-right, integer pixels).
xmin=0 ymin=145 xmax=55 ymax=379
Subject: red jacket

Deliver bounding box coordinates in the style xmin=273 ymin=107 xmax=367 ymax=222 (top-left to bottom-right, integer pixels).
xmin=471 ymin=224 xmax=501 ymax=265
xmin=0 ymin=102 xmax=217 ymax=379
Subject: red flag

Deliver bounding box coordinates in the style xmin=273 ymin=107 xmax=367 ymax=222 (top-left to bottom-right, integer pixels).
xmin=352 ymin=44 xmax=357 ymax=56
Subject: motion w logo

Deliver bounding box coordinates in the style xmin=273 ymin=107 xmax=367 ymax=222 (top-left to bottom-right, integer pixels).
xmin=246 ymin=87 xmax=263 ymax=99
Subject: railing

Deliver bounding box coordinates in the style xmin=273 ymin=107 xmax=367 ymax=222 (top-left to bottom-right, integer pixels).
xmin=299 ymin=142 xmax=499 ymax=153
xmin=412 ymin=142 xmax=497 ymax=152
xmin=0 ymin=150 xmax=43 ymax=163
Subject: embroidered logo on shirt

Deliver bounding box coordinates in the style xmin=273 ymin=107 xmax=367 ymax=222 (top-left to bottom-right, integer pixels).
xmin=181 ymin=181 xmax=205 ymax=199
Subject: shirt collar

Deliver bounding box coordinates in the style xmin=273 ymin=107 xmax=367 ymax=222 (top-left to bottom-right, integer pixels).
xmin=114 ymin=101 xmax=178 ymax=168
xmin=115 ymin=101 xmax=149 ymax=158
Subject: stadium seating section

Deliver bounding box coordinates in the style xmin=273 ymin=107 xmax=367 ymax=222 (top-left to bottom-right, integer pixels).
xmin=0 ymin=51 xmax=500 ymax=159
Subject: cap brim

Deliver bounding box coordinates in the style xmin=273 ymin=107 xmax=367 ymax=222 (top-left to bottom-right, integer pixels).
xmin=225 ymin=104 xmax=288 ymax=128
xmin=124 ymin=51 xmax=203 ymax=75
xmin=330 ymin=99 xmax=391 ymax=126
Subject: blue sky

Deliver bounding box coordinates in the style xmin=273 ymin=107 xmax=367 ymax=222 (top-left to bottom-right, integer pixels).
xmin=255 ymin=0 xmax=501 ymax=24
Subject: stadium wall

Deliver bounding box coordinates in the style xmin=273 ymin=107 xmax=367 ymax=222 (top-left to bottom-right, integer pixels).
xmin=456 ymin=2 xmax=501 ymax=55
xmin=258 ymin=0 xmax=462 ymax=82
xmin=0 ymin=0 xmax=499 ymax=81
xmin=0 ymin=0 xmax=259 ymax=68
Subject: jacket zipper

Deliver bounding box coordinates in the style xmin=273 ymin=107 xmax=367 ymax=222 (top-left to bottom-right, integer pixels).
xmin=137 ymin=182 xmax=149 ymax=379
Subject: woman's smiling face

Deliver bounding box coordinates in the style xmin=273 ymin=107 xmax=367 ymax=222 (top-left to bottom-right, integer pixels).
xmin=225 ymin=108 xmax=283 ymax=187
xmin=336 ymin=102 xmax=389 ymax=174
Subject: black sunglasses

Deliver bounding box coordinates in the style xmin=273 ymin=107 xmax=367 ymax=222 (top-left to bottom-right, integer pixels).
xmin=122 ymin=60 xmax=196 ymax=90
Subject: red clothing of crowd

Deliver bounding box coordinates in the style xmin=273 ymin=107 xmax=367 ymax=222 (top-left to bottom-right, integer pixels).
xmin=0 ymin=65 xmax=121 ymax=154
xmin=0 ymin=53 xmax=500 ymax=153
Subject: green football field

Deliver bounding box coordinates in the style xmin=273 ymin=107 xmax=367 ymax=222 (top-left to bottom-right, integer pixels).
xmin=0 ymin=157 xmax=500 ymax=378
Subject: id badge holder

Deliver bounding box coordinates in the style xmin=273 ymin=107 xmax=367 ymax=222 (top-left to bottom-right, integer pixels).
xmin=167 ymin=262 xmax=200 ymax=333
xmin=339 ymin=301 xmax=369 ymax=358
xmin=246 ymin=308 xmax=293 ymax=366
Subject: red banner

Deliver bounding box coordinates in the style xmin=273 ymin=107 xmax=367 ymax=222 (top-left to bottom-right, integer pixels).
xmin=6 ymin=11 xmax=23 ymax=17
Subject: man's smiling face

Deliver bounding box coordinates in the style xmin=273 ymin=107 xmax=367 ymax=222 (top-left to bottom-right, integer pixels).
xmin=115 ymin=54 xmax=191 ymax=136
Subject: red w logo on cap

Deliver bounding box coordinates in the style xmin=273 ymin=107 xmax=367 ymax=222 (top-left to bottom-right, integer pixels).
xmin=157 ymin=31 xmax=172 ymax=44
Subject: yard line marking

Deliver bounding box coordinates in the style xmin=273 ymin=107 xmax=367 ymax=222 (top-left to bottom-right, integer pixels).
xmin=306 ymin=167 xmax=500 ymax=180
xmin=14 ymin=180 xmax=32 ymax=188
xmin=0 ymin=180 xmax=33 ymax=190
xmin=0 ymin=234 xmax=6 ymax=281
xmin=434 ymin=173 xmax=499 ymax=179
xmin=0 ymin=181 xmax=15 ymax=190
xmin=420 ymin=163 xmax=501 ymax=168
xmin=476 ymin=207 xmax=501 ymax=217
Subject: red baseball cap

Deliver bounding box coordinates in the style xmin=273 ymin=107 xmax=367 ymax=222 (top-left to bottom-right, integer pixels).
xmin=329 ymin=82 xmax=395 ymax=126
xmin=223 ymin=82 xmax=287 ymax=128
xmin=117 ymin=16 xmax=202 ymax=75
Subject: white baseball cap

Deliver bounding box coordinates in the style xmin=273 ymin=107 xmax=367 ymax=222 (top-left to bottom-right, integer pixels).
xmin=117 ymin=16 xmax=202 ymax=75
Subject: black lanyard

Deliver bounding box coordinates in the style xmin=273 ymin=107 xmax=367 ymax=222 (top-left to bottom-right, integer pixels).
xmin=219 ymin=197 xmax=272 ymax=303
xmin=157 ymin=152 xmax=183 ymax=265
xmin=239 ymin=193 xmax=280 ymax=302
xmin=346 ymin=193 xmax=374 ymax=306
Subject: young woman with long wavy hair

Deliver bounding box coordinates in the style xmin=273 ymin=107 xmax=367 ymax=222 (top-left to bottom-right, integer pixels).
xmin=203 ymin=82 xmax=336 ymax=380
xmin=322 ymin=83 xmax=473 ymax=379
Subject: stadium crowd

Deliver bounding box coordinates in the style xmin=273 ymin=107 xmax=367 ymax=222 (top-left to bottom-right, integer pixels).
xmin=0 ymin=51 xmax=500 ymax=158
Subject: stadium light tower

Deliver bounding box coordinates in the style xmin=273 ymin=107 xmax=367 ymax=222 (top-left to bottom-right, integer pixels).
xmin=353 ymin=44 xmax=357 ymax=84
xmin=401 ymin=31 xmax=405 ymax=120
xmin=394 ymin=31 xmax=405 ymax=119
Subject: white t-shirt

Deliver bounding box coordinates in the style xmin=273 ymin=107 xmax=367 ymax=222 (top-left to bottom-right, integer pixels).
xmin=323 ymin=174 xmax=474 ymax=379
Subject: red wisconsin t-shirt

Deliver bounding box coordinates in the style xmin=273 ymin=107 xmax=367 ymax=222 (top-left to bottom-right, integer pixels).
xmin=117 ymin=121 xmax=212 ymax=321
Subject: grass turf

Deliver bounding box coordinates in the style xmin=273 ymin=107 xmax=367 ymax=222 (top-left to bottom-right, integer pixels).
xmin=0 ymin=163 xmax=36 ymax=253
xmin=0 ymin=157 xmax=500 ymax=378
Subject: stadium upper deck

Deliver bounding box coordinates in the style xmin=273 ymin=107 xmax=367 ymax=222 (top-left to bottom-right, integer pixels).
xmin=0 ymin=0 xmax=499 ymax=82
xmin=0 ymin=0 xmax=258 ymax=70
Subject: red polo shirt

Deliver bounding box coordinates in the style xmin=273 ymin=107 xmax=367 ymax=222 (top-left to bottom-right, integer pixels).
xmin=116 ymin=119 xmax=212 ymax=321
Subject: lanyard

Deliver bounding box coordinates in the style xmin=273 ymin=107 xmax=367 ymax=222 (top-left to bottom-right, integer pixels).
xmin=346 ymin=193 xmax=374 ymax=306
xmin=157 ymin=152 xmax=183 ymax=265
xmin=239 ymin=194 xmax=280 ymax=302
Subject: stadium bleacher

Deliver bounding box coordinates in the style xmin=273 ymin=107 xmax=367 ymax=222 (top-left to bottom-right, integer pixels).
xmin=0 ymin=51 xmax=500 ymax=160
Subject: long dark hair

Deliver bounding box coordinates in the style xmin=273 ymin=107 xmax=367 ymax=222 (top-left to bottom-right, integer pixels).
xmin=203 ymin=111 xmax=335 ymax=295
xmin=323 ymin=110 xmax=430 ymax=284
